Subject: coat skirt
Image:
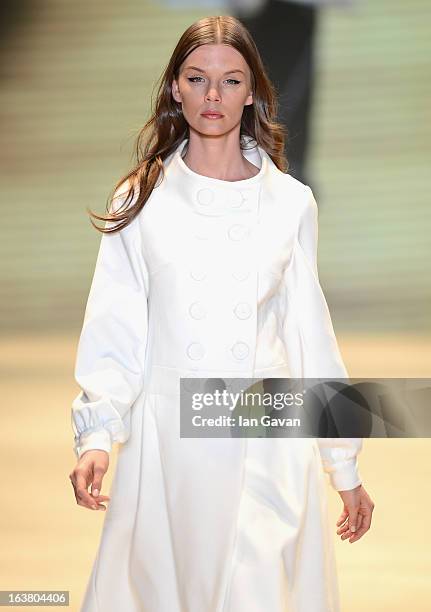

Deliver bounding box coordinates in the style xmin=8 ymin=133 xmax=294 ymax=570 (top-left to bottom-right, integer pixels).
xmin=80 ymin=386 xmax=340 ymax=612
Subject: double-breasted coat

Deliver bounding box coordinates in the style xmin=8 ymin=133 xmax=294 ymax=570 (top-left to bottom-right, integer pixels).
xmin=71 ymin=135 xmax=363 ymax=612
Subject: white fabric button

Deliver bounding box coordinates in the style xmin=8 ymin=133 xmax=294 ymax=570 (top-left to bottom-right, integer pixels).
xmin=190 ymin=268 xmax=207 ymax=281
xmin=232 ymin=269 xmax=250 ymax=281
xmin=231 ymin=341 xmax=249 ymax=360
xmin=228 ymin=224 xmax=250 ymax=241
xmin=187 ymin=342 xmax=205 ymax=360
xmin=234 ymin=302 xmax=252 ymax=319
xmin=196 ymin=188 xmax=214 ymax=206
xmin=226 ymin=189 xmax=245 ymax=208
xmin=189 ymin=301 xmax=207 ymax=320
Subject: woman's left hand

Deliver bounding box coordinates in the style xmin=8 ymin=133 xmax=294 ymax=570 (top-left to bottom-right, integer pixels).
xmin=336 ymin=484 xmax=375 ymax=543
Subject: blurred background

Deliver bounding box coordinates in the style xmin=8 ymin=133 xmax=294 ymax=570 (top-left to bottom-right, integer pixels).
xmin=0 ymin=0 xmax=430 ymax=610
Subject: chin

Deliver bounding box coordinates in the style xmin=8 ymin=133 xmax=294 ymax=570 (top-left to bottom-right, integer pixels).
xmin=191 ymin=125 xmax=226 ymax=137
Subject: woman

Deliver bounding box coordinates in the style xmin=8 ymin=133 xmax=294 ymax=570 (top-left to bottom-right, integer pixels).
xmin=69 ymin=14 xmax=374 ymax=612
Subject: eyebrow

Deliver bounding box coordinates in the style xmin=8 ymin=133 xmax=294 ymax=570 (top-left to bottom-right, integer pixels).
xmin=184 ymin=65 xmax=245 ymax=76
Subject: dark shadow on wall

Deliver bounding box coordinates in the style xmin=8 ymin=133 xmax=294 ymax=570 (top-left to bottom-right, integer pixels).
xmin=235 ymin=0 xmax=319 ymax=188
xmin=0 ymin=0 xmax=39 ymax=73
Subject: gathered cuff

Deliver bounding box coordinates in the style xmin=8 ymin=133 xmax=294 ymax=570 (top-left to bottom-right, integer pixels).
xmin=74 ymin=427 xmax=112 ymax=459
xmin=328 ymin=458 xmax=362 ymax=491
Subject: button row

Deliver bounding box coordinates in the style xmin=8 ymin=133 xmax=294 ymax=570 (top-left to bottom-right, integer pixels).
xmin=187 ymin=301 xmax=252 ymax=321
xmin=186 ymin=341 xmax=250 ymax=361
xmin=196 ymin=188 xmax=247 ymax=209
xmin=193 ymin=223 xmax=251 ymax=241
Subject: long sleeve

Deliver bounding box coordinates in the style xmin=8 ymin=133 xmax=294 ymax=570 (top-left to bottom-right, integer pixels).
xmin=282 ymin=185 xmax=363 ymax=491
xmin=71 ymin=181 xmax=150 ymax=459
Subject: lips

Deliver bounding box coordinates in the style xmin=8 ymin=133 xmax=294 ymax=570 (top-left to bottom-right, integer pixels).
xmin=201 ymin=111 xmax=224 ymax=118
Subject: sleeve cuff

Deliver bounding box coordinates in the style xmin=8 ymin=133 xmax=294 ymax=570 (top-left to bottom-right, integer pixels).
xmin=74 ymin=428 xmax=112 ymax=460
xmin=328 ymin=458 xmax=362 ymax=491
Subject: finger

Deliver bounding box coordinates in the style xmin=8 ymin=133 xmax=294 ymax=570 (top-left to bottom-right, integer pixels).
xmin=342 ymin=514 xmax=364 ymax=540
xmin=92 ymin=499 xmax=108 ymax=511
xmin=75 ymin=471 xmax=99 ymax=510
xmin=337 ymin=523 xmax=350 ymax=535
xmin=348 ymin=526 xmax=366 ymax=542
xmin=336 ymin=515 xmax=348 ymax=530
xmin=70 ymin=470 xmax=109 ymax=510
xmin=91 ymin=466 xmax=106 ymax=498
xmin=337 ymin=507 xmax=360 ymax=535
xmin=69 ymin=472 xmax=80 ymax=501
xmin=95 ymin=497 xmax=110 ymax=509
xmin=354 ymin=512 xmax=364 ymax=533
xmin=336 ymin=508 xmax=348 ymax=526
xmin=348 ymin=504 xmax=360 ymax=534
xmin=69 ymin=472 xmax=78 ymax=489
xmin=341 ymin=528 xmax=355 ymax=540
xmin=347 ymin=512 xmax=370 ymax=542
xmin=337 ymin=512 xmax=355 ymax=534
xmin=338 ymin=512 xmax=363 ymax=537
xmin=349 ymin=510 xmax=372 ymax=543
xmin=86 ymin=493 xmax=110 ymax=510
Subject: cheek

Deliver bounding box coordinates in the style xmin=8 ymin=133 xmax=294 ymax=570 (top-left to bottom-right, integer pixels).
xmin=224 ymin=88 xmax=249 ymax=105
xmin=181 ymin=90 xmax=201 ymax=111
xmin=225 ymin=97 xmax=247 ymax=116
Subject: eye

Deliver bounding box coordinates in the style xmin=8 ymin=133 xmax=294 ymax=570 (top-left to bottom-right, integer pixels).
xmin=187 ymin=76 xmax=241 ymax=85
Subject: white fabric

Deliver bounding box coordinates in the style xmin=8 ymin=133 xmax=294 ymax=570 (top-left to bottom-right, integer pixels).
xmin=72 ymin=136 xmax=362 ymax=611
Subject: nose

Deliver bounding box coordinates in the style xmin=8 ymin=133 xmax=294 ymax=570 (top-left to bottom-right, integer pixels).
xmin=205 ymin=84 xmax=221 ymax=102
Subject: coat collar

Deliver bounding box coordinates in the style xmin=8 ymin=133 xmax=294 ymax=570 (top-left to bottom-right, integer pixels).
xmin=163 ymin=136 xmax=274 ymax=217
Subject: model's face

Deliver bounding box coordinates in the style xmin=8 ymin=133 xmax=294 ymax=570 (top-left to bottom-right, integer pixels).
xmin=171 ymin=44 xmax=253 ymax=136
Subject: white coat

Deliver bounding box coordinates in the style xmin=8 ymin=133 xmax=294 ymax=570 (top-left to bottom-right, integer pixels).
xmin=71 ymin=135 xmax=362 ymax=612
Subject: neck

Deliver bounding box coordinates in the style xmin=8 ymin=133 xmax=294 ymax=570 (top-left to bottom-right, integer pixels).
xmin=181 ymin=131 xmax=260 ymax=181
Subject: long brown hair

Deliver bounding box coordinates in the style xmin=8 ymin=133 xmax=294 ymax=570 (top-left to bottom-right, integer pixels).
xmin=89 ymin=14 xmax=288 ymax=234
